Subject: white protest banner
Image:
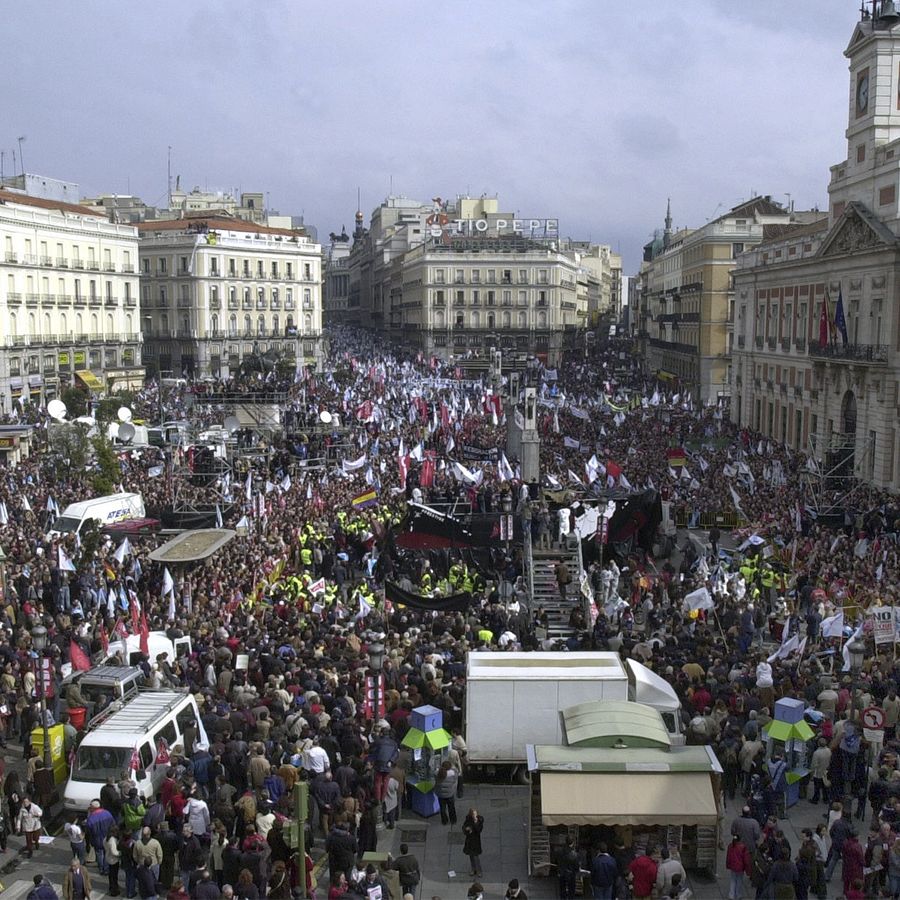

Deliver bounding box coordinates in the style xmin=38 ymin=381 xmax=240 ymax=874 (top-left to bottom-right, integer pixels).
xmin=871 ymin=607 xmax=895 ymax=645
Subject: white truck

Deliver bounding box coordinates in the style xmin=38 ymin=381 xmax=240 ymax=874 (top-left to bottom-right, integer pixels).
xmin=101 ymin=631 xmax=192 ymax=667
xmin=48 ymin=492 xmax=145 ymax=538
xmin=465 ymin=651 xmax=683 ymax=779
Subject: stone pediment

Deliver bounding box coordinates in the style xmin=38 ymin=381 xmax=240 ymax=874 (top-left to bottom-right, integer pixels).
xmin=817 ymin=201 xmax=899 ymax=258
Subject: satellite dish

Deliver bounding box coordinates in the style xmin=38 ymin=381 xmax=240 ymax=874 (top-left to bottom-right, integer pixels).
xmin=224 ymin=415 xmax=240 ymax=434
xmin=319 ymin=411 xmax=332 ymax=424
xmin=117 ymin=406 xmax=133 ymax=423
xmin=117 ymin=423 xmax=136 ymax=443
xmin=47 ymin=399 xmax=67 ymax=421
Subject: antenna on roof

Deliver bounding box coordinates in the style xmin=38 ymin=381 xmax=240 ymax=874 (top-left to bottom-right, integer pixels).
xmin=17 ymin=136 xmax=25 ymax=175
xmin=167 ymin=146 xmax=172 ymax=206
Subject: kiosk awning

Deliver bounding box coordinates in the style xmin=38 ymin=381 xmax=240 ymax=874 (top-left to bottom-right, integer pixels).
xmin=540 ymin=772 xmax=717 ymax=827
xmin=75 ymin=370 xmax=104 ymax=390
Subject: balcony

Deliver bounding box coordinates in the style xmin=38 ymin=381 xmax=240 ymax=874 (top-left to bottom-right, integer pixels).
xmin=56 ymin=257 xmax=68 ymax=268
xmin=122 ymin=264 xmax=135 ymax=273
xmin=270 ymin=299 xmax=280 ymax=310
xmin=209 ymin=298 xmax=221 ymax=310
xmin=793 ymin=386 xmax=803 ymax=399
xmin=810 ymin=389 xmax=819 ymax=400
xmin=256 ymin=300 xmax=267 ymax=310
xmin=58 ymin=294 xmax=73 ymax=305
xmin=767 ymin=337 xmax=776 ymax=350
xmin=781 ymin=338 xmax=791 ymax=351
xmin=6 ymin=292 xmax=22 ymax=306
xmin=40 ymin=293 xmax=55 ymax=306
xmin=737 ymin=336 xmax=745 ymax=349
xmin=242 ymin=299 xmax=253 ymax=310
xmin=88 ymin=295 xmax=101 ymax=307
xmin=22 ymin=254 xmax=37 ymax=265
xmin=228 ymin=299 xmax=239 ymax=310
xmin=5 ymin=252 xmax=17 ymax=263
xmin=177 ymin=297 xmax=192 ymax=309
xmin=284 ymin=300 xmax=295 ymax=311
xmin=104 ymin=263 xmax=116 ymax=272
xmin=808 ymin=341 xmax=888 ymax=364
xmin=87 ymin=261 xmax=100 ymax=271
xmin=124 ymin=296 xmax=137 ymax=307
xmin=72 ymin=259 xmax=85 ymax=270
xmin=104 ymin=296 xmax=118 ymax=307
xmin=26 ymin=293 xmax=39 ymax=307
xmin=755 ymin=336 xmax=763 ymax=349
xmin=795 ymin=338 xmax=806 ymax=352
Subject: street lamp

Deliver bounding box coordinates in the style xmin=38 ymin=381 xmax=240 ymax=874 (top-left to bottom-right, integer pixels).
xmin=31 ymin=624 xmax=52 ymax=769
xmin=368 ymin=638 xmax=385 ymax=724
xmin=501 ymin=491 xmax=513 ymax=560
xmin=845 ymin=634 xmax=867 ymax=802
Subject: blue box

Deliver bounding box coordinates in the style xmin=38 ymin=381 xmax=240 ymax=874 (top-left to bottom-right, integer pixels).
xmin=774 ymin=697 xmax=805 ymax=725
xmin=410 ymin=705 xmax=443 ymax=733
xmin=406 ymin=781 xmax=440 ymax=817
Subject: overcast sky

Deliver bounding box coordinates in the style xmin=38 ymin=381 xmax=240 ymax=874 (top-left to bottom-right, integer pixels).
xmin=3 ymin=1 xmax=860 ymax=272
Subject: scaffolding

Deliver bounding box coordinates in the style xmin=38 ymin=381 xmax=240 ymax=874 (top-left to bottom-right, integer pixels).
xmin=803 ymin=430 xmax=875 ymax=520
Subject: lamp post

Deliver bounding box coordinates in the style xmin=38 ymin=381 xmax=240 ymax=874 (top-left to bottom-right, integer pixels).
xmin=31 ymin=623 xmax=52 ymax=769
xmin=368 ymin=637 xmax=385 ymax=724
xmin=845 ymin=634 xmax=866 ymax=802
xmin=501 ymin=490 xmax=513 ymax=561
xmin=0 ymin=544 xmax=7 ymax=605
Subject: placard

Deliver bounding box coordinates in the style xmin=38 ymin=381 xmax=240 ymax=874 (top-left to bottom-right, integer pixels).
xmin=235 ymin=653 xmax=249 ymax=671
xmin=872 ymin=607 xmax=895 ymax=646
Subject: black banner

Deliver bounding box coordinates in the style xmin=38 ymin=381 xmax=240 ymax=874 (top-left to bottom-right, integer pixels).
xmin=385 ymin=581 xmax=474 ymax=613
xmin=461 ymin=444 xmax=499 ymax=462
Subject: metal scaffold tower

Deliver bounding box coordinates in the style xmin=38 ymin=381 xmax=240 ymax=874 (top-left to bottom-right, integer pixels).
xmin=802 ymin=430 xmax=875 ymax=520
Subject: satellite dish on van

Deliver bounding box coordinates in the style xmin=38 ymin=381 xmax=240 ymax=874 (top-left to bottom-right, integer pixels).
xmin=47 ymin=399 xmax=67 ymax=421
xmin=117 ymin=422 xmax=136 ymax=443
xmin=224 ymin=415 xmax=240 ymax=434
xmin=319 ymin=410 xmax=332 ymax=424
xmin=117 ymin=406 xmax=133 ymax=423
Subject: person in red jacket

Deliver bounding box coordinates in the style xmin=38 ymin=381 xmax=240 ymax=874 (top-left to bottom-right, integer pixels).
xmin=628 ymin=848 xmax=658 ymax=900
xmin=842 ymin=830 xmax=866 ymax=897
xmin=725 ymin=833 xmax=752 ymax=900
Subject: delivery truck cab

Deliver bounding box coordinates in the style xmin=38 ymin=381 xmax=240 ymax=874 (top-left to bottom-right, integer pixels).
xmin=64 ymin=691 xmax=208 ymax=812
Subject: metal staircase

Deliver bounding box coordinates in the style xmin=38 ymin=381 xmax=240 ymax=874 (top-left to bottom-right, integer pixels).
xmin=528 ymin=535 xmax=585 ymax=643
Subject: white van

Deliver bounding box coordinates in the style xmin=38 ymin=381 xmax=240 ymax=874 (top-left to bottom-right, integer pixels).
xmin=48 ymin=492 xmax=145 ymax=538
xmin=64 ymin=692 xmax=208 ymax=812
xmin=101 ymin=631 xmax=192 ymax=668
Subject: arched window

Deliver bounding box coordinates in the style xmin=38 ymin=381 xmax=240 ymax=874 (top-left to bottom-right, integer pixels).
xmin=211 ymin=314 xmax=219 ymax=335
xmin=181 ymin=316 xmax=189 ymax=335
xmin=9 ymin=313 xmax=16 ymax=337
xmin=517 ymin=311 xmax=527 ymax=329
xmin=257 ymin=314 xmax=265 ymax=335
xmin=243 ymin=315 xmax=251 ymax=335
xmin=126 ymin=314 xmax=133 ymax=334
xmin=106 ymin=313 xmax=114 ymax=335
xmin=229 ymin=314 xmax=237 ymax=337
xmin=75 ymin=313 xmax=83 ymax=335
xmin=487 ymin=313 xmax=495 ymax=329
xmin=537 ymin=310 xmax=547 ymax=329
xmin=304 ymin=314 xmax=312 ymax=332
xmin=471 ymin=310 xmax=480 ymax=329
xmin=60 ymin=313 xmax=68 ymax=334
xmin=43 ymin=313 xmax=51 ymax=335
xmin=435 ymin=309 xmax=445 ymax=329
xmin=91 ymin=314 xmax=99 ymax=335
xmin=272 ymin=314 xmax=279 ymax=334
xmin=502 ymin=311 xmax=511 ymax=328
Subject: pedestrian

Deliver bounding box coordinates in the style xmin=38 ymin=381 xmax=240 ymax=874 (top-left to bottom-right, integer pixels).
xmin=104 ymin=825 xmax=123 ymax=897
xmin=726 ymin=833 xmax=751 ymax=900
xmin=555 ymin=560 xmax=571 ymax=599
xmin=842 ymin=828 xmax=865 ymax=898
xmin=466 ymin=883 xmax=484 ymax=900
xmin=64 ymin=815 xmax=87 ymax=865
xmin=504 ymin=878 xmax=527 ymax=899
xmin=390 ymin=843 xmax=421 ymax=897
xmin=434 ymin=761 xmax=458 ymax=826
xmin=590 ymin=843 xmax=618 ymax=899
xmin=462 ymin=807 xmax=484 ymax=878
xmin=16 ymin=795 xmax=43 ymax=859
xmin=556 ymin=836 xmax=580 ymax=899
xmin=85 ymin=799 xmax=116 ymax=876
xmin=26 ymin=874 xmax=59 ymax=900
xmin=627 ymin=847 xmax=658 ymax=900
xmin=62 ymin=858 xmax=93 ymax=900
xmin=136 ymin=857 xmax=162 ymax=900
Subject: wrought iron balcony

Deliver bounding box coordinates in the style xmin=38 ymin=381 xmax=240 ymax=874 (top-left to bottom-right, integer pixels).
xmin=808 ymin=341 xmax=888 ymax=364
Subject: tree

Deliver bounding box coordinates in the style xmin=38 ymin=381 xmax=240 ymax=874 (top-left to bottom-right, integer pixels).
xmin=48 ymin=423 xmax=89 ymax=479
xmin=90 ymin=435 xmax=121 ymax=495
xmin=61 ymin=386 xmax=89 ymax=418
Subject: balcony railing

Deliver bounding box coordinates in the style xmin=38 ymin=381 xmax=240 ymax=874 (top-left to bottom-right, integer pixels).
xmin=87 ymin=261 xmax=100 ymax=271
xmin=104 ymin=296 xmax=118 ymax=307
xmin=795 ymin=338 xmax=806 ymax=352
xmin=40 ymin=255 xmax=52 ymax=266
xmin=26 ymin=293 xmax=39 ymax=306
xmin=122 ymin=264 xmax=135 ymax=273
xmin=754 ymin=336 xmax=763 ymax=349
xmin=808 ymin=341 xmax=888 ymax=364
xmin=5 ymin=252 xmax=17 ymax=263
xmin=6 ymin=292 xmax=22 ymax=306
xmin=104 ymin=263 xmax=116 ymax=272
xmin=767 ymin=337 xmax=776 ymax=350
xmin=56 ymin=257 xmax=68 ymax=268
xmin=124 ymin=296 xmax=137 ymax=307
xmin=737 ymin=336 xmax=745 ymax=349
xmin=72 ymin=259 xmax=85 ymax=269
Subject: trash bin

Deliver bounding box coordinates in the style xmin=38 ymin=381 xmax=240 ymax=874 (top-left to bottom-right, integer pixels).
xmin=30 ymin=723 xmax=68 ymax=785
xmin=68 ymin=707 xmax=87 ymax=730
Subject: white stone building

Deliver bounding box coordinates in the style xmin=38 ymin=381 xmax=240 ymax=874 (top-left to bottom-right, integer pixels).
xmin=730 ymin=2 xmax=900 ymax=490
xmin=137 ymin=217 xmax=322 ymax=377
xmin=0 ymin=187 xmax=144 ymax=411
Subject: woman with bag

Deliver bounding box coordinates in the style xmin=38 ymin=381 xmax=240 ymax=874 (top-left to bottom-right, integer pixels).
xmin=462 ymin=807 xmax=484 ymax=878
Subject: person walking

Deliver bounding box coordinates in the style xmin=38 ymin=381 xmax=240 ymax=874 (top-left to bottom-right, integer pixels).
xmin=16 ymin=796 xmax=43 ymax=859
xmin=434 ymin=761 xmax=458 ymax=826
xmin=26 ymin=874 xmax=59 ymax=900
xmin=556 ymin=836 xmax=580 ymax=899
xmin=390 ymin=843 xmax=421 ymax=898
xmin=462 ymin=807 xmax=484 ymax=878
xmin=726 ymin=833 xmax=752 ymax=900
xmin=104 ymin=825 xmax=123 ymax=897
xmin=590 ymin=844 xmax=618 ymax=899
xmin=62 ymin=858 xmax=93 ymax=900
xmin=64 ymin=816 xmax=87 ymax=865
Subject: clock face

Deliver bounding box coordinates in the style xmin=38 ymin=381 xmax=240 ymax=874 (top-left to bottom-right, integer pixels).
xmin=857 ymin=70 xmax=870 ymax=115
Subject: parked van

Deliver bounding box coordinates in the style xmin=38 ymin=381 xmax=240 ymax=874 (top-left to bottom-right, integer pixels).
xmin=48 ymin=493 xmax=145 ymax=538
xmin=64 ymin=692 xmax=208 ymax=811
xmin=100 ymin=631 xmax=192 ymax=668
xmin=62 ymin=665 xmax=145 ymax=711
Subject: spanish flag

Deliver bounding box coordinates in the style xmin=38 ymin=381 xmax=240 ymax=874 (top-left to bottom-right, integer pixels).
xmin=351 ymin=488 xmax=378 ymax=510
xmin=666 ymin=447 xmax=687 ymax=468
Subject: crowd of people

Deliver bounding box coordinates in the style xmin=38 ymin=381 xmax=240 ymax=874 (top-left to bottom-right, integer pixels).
xmin=0 ymin=327 xmax=897 ymax=899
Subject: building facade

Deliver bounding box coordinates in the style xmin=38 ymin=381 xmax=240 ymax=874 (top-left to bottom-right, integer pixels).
xmin=346 ymin=194 xmax=587 ymax=366
xmin=730 ymin=3 xmax=900 ymax=490
xmin=0 ymin=187 xmax=144 ymax=411
xmin=137 ymin=217 xmax=322 ymax=377
xmin=322 ymin=231 xmax=351 ymax=325
xmin=638 ymin=198 xmax=805 ymax=402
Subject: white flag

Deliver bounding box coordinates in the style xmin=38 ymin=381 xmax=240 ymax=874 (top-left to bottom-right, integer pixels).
xmin=821 ymin=611 xmax=844 ymax=638
xmin=498 ymin=452 xmax=515 ymax=483
xmin=215 ymin=505 xmax=223 ymax=529
xmin=355 ymin=593 xmax=373 ymax=621
xmin=265 ymin=480 xmax=276 ymax=494
xmin=684 ymin=587 xmax=714 ymax=611
xmin=619 ymin=474 xmax=632 ymax=491
xmin=21 ymin=495 xmax=31 ymax=513
xmin=280 ymin=474 xmax=291 ymax=493
xmin=0 ymin=502 xmax=8 ymax=525
xmin=113 ymin=538 xmax=131 ymax=564
xmin=162 ymin=567 xmax=174 ymax=598
xmin=245 ymin=471 xmax=253 ymax=501
xmin=147 ymin=464 xmax=164 ymax=477
xmin=729 ymin=485 xmax=744 ymax=514
xmin=842 ymin=621 xmax=865 ymax=672
xmin=58 ymin=546 xmax=76 ymax=573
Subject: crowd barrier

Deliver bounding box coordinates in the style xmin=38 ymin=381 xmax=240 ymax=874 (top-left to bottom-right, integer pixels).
xmin=674 ymin=510 xmax=747 ymax=530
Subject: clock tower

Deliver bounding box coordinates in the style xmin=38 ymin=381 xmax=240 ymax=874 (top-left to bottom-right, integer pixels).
xmin=829 ymin=0 xmax=900 ymax=230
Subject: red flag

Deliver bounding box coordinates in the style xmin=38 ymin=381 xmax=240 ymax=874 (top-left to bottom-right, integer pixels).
xmin=70 ymin=639 xmax=92 ymax=672
xmin=818 ymin=292 xmax=829 ymax=347
xmin=440 ymin=403 xmax=450 ymax=429
xmin=606 ymin=460 xmax=623 ymax=481
xmin=100 ymin=628 xmax=109 ymax=655
xmin=114 ymin=617 xmax=128 ymax=640
xmin=139 ymin=610 xmax=150 ymax=656
xmin=420 ymin=458 xmax=435 ymax=488
xmin=129 ymin=746 xmax=141 ymax=771
xmin=155 ymin=739 xmax=170 ymax=766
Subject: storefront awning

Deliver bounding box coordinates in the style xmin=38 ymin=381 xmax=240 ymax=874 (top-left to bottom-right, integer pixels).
xmin=657 ymin=370 xmax=677 ymax=381
xmin=75 ymin=370 xmax=104 ymax=390
xmin=540 ymin=772 xmax=717 ymax=827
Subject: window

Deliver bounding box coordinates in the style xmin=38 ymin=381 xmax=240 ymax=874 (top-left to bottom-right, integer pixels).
xmin=502 ymin=269 xmax=512 ymax=284
xmin=154 ymin=721 xmax=177 ymax=749
xmin=229 ymin=258 xmax=236 ymax=275
xmin=732 ymin=243 xmax=745 ymax=258
xmin=142 ymin=258 xmax=150 ymax=274
xmin=180 ymin=256 xmax=189 ymax=273
xmin=257 ymin=260 xmax=264 ymax=276
xmin=455 ymin=269 xmax=464 ymax=284
xmin=304 ymin=263 xmax=311 ymax=279
xmin=518 ymin=269 xmax=528 ymax=284
xmin=210 ymin=258 xmax=218 ymax=275
xmin=471 ymin=270 xmax=480 ymax=283
xmin=175 ymin=706 xmax=196 ymax=739
xmin=159 ymin=258 xmax=167 ymax=274
xmin=472 ymin=290 xmax=480 ymax=305
xmin=106 ymin=281 xmax=113 ymax=300
xmin=538 ymin=269 xmax=548 ymax=284
xmin=286 ymin=262 xmax=293 ymax=278
xmin=74 ymin=279 xmax=82 ymax=300
xmin=487 ymin=269 xmax=496 ymax=282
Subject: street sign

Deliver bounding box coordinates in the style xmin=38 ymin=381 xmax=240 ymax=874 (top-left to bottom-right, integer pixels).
xmin=863 ymin=706 xmax=885 ymax=730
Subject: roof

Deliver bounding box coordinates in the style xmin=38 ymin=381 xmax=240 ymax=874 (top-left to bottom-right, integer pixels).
xmin=758 ymin=217 xmax=829 ymax=245
xmin=716 ymin=195 xmax=786 ymax=223
xmin=528 ymin=743 xmax=722 ymax=773
xmin=561 ymin=700 xmax=671 ymax=749
xmin=0 ymin=188 xmax=107 ymax=219
xmin=136 ymin=216 xmax=299 ymax=238
xmin=539 ymin=771 xmax=718 ymax=827
xmin=466 ymin=651 xmax=625 ymax=681
xmin=149 ymin=528 xmax=236 ymax=563
xmin=82 ymin=691 xmax=193 ymax=745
